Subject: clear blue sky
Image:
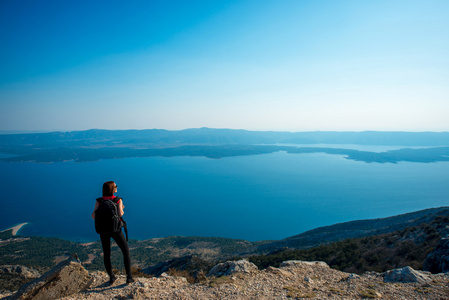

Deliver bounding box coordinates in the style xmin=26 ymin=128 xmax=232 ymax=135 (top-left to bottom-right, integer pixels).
xmin=1 ymin=0 xmax=448 ymax=132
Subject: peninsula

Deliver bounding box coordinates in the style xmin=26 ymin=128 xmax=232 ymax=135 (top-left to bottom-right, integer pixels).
xmin=1 ymin=222 xmax=28 ymax=236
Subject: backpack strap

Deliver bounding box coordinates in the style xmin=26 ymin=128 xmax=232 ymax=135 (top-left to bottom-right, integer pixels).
xmin=113 ymin=197 xmax=128 ymax=241
xmin=96 ymin=197 xmax=121 ymax=204
xmin=95 ymin=197 xmax=128 ymax=241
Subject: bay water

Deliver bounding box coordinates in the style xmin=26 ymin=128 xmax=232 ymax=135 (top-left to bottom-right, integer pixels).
xmin=1 ymin=148 xmax=448 ymax=242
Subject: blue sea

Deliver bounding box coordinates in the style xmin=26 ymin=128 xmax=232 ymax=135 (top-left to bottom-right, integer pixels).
xmin=1 ymin=146 xmax=448 ymax=242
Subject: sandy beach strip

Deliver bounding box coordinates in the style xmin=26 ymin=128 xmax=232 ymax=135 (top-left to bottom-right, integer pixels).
xmin=1 ymin=222 xmax=28 ymax=236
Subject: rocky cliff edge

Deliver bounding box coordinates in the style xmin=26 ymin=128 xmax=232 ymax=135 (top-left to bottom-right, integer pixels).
xmin=2 ymin=257 xmax=449 ymax=300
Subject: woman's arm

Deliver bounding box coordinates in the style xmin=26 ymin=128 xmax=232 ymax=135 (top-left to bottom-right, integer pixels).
xmin=91 ymin=202 xmax=99 ymax=220
xmin=118 ymin=199 xmax=125 ymax=217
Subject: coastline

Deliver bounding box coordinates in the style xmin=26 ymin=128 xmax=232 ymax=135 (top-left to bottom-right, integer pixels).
xmin=1 ymin=222 xmax=28 ymax=236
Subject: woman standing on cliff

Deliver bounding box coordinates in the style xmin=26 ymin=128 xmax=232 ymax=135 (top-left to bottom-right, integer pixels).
xmin=92 ymin=181 xmax=134 ymax=285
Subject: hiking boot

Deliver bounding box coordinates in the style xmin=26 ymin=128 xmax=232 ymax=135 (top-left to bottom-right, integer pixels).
xmin=109 ymin=274 xmax=117 ymax=285
xmin=126 ymin=276 xmax=135 ymax=284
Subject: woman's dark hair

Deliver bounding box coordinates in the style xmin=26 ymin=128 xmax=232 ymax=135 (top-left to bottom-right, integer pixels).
xmin=103 ymin=181 xmax=116 ymax=197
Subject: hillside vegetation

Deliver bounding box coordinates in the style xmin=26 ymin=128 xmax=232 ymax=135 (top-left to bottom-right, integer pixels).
xmin=250 ymin=216 xmax=448 ymax=274
xmin=257 ymin=206 xmax=449 ymax=252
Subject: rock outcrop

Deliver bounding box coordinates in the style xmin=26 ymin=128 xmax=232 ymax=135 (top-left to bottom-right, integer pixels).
xmin=424 ymin=237 xmax=449 ymax=273
xmin=208 ymin=259 xmax=258 ymax=277
xmin=280 ymin=260 xmax=329 ymax=268
xmin=382 ymin=266 xmax=431 ymax=283
xmin=6 ymin=255 xmax=92 ymax=300
xmin=3 ymin=259 xmax=449 ymax=299
xmin=0 ymin=266 xmax=40 ymax=294
xmin=0 ymin=266 xmax=40 ymax=279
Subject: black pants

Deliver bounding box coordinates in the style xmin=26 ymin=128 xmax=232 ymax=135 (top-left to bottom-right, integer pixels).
xmin=100 ymin=230 xmax=131 ymax=277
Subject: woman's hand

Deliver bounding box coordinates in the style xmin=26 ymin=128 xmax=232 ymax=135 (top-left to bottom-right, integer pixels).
xmin=92 ymin=202 xmax=99 ymax=220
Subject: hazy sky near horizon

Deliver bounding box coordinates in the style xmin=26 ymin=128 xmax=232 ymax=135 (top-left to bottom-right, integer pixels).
xmin=1 ymin=0 xmax=448 ymax=132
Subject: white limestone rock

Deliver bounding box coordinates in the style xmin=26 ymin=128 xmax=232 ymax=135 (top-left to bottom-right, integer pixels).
xmin=280 ymin=260 xmax=329 ymax=268
xmin=382 ymin=266 xmax=431 ymax=284
xmin=208 ymin=260 xmax=258 ymax=277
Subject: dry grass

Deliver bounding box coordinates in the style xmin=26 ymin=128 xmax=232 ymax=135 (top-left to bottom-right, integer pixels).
xmin=168 ymin=268 xmax=195 ymax=283
xmin=283 ymin=286 xmax=316 ymax=298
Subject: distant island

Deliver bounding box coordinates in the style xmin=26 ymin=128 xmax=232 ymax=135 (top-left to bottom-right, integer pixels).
xmin=0 ymin=128 xmax=448 ymax=163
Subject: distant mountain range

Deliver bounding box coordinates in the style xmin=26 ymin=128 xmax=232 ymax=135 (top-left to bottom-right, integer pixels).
xmin=1 ymin=128 xmax=449 ymax=163
xmin=1 ymin=128 xmax=449 ymax=146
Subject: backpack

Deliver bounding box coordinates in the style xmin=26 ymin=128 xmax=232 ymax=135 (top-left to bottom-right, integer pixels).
xmin=94 ymin=197 xmax=128 ymax=241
